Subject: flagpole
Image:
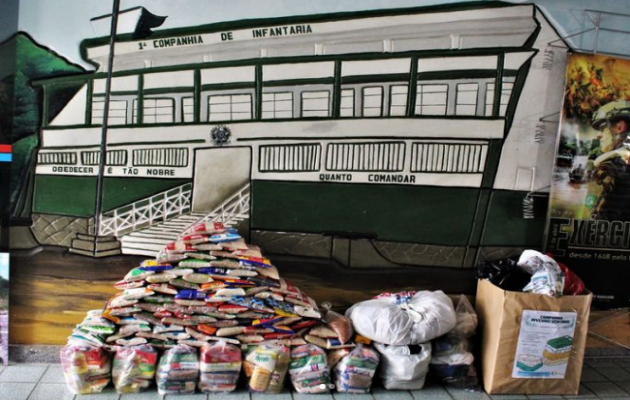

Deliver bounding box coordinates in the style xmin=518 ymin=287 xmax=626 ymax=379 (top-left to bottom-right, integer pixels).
xmin=93 ymin=0 xmax=121 ymax=237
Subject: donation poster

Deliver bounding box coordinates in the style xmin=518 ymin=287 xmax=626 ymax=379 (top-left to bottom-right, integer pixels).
xmin=512 ymin=310 xmax=577 ymax=379
xmin=546 ymin=53 xmax=630 ymax=307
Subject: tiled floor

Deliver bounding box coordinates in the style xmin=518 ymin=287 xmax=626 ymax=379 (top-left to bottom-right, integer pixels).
xmin=1 ymin=358 xmax=630 ymax=400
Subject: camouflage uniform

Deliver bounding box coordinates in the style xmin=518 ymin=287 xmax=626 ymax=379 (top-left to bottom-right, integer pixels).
xmin=590 ymin=100 xmax=630 ymax=221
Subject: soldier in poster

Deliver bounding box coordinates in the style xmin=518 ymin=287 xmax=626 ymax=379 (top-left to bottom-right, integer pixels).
xmin=547 ymin=54 xmax=630 ymax=307
xmin=589 ymin=100 xmax=630 ymax=221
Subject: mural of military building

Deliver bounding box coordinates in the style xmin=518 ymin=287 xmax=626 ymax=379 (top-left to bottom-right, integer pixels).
xmin=28 ymin=2 xmax=567 ymax=269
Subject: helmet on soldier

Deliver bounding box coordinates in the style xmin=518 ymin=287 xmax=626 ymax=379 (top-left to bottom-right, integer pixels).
xmin=591 ymin=100 xmax=630 ymax=130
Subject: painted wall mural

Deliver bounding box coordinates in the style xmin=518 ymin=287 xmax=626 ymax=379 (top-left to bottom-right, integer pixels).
xmin=5 ymin=1 xmax=571 ymax=344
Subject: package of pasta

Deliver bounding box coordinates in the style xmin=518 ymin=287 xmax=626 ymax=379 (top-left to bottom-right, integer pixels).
xmin=289 ymin=344 xmax=331 ymax=393
xmin=244 ymin=344 xmax=290 ymax=393
xmin=156 ymin=344 xmax=200 ymax=395
xmin=333 ymin=344 xmax=380 ymax=393
xmin=199 ymin=340 xmax=242 ymax=393
xmin=60 ymin=344 xmax=111 ymax=394
xmin=112 ymin=345 xmax=158 ymax=393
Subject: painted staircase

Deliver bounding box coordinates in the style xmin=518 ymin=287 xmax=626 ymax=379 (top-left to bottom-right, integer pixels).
xmin=120 ymin=184 xmax=251 ymax=257
xmin=119 ymin=212 xmax=207 ymax=256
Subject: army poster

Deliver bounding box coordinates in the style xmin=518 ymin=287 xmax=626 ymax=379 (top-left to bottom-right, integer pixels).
xmin=546 ymin=53 xmax=630 ymax=307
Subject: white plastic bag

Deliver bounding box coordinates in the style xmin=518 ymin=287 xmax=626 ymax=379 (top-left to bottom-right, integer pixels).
xmin=346 ymin=291 xmax=456 ymax=345
xmin=518 ymin=250 xmax=565 ymax=297
xmin=374 ymin=342 xmax=431 ymax=390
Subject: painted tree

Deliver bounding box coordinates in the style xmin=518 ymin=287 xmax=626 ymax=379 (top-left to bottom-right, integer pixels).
xmin=0 ymin=33 xmax=85 ymax=219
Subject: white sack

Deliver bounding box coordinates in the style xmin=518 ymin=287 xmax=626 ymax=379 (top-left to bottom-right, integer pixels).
xmin=375 ymin=342 xmax=432 ymax=390
xmin=346 ymin=291 xmax=456 ymax=345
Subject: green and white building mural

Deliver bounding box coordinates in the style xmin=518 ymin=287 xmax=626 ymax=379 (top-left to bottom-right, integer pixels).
xmin=30 ymin=2 xmax=567 ymax=267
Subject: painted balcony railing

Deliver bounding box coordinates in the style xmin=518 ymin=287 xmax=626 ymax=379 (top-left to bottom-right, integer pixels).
xmin=181 ymin=184 xmax=250 ymax=237
xmin=98 ymin=183 xmax=193 ymax=236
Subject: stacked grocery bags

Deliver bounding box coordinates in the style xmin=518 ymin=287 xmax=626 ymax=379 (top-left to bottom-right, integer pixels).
xmin=61 ymin=220 xmax=482 ymax=394
xmin=60 ymin=221 xmax=354 ymax=394
xmin=346 ymin=291 xmax=480 ymax=390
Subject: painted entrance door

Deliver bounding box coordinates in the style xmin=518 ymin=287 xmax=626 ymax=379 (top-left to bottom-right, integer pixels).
xmin=192 ymin=147 xmax=252 ymax=213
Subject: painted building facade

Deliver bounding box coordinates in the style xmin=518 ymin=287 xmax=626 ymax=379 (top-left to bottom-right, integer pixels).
xmin=31 ymin=2 xmax=567 ymax=268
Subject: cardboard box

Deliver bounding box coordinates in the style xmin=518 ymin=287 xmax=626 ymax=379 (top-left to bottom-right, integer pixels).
xmin=476 ymin=279 xmax=592 ymax=395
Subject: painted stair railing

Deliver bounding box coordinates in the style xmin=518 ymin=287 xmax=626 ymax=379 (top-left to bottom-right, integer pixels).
xmin=180 ymin=184 xmax=251 ymax=237
xmin=99 ymin=183 xmax=193 ymax=237
xmin=120 ymin=184 xmax=251 ymax=257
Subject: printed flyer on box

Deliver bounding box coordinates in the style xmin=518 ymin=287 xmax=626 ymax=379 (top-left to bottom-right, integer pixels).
xmin=512 ymin=310 xmax=577 ymax=379
xmin=546 ymin=52 xmax=630 ymax=307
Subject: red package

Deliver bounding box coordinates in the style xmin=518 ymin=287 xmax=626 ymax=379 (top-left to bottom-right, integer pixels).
xmin=546 ymin=253 xmax=588 ymax=295
xmin=558 ymin=262 xmax=587 ymax=295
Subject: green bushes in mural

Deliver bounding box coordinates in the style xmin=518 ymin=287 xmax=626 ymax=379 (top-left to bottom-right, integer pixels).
xmin=0 ymin=33 xmax=85 ymax=217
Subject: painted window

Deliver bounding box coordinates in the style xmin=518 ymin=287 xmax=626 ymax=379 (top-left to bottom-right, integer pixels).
xmin=132 ymin=148 xmax=189 ymax=167
xmin=389 ymin=85 xmax=409 ymax=116
xmin=340 ymin=89 xmax=355 ymax=117
xmin=410 ymin=142 xmax=488 ymax=173
xmin=415 ymin=84 xmax=448 ymax=115
xmin=208 ymin=94 xmax=253 ymax=121
xmin=301 ymin=91 xmax=330 ymax=117
xmin=326 ymin=142 xmax=405 ymax=171
xmin=81 ymin=150 xmax=128 ymax=166
xmin=91 ymin=99 xmax=128 ymax=125
xmin=182 ymin=97 xmax=195 ymax=122
xmin=259 ymin=144 xmax=321 ymax=172
xmin=37 ymin=152 xmax=77 ymax=165
xmin=485 ymin=77 xmax=515 ymax=116
xmin=262 ymin=92 xmax=293 ymax=119
xmin=455 ymin=83 xmax=479 ymax=116
xmin=137 ymin=98 xmax=175 ymax=124
xmin=362 ymin=87 xmax=383 ymax=117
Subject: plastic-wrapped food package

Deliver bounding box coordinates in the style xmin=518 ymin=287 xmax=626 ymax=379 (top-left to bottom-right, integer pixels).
xmin=374 ymin=342 xmax=431 ymax=390
xmin=112 ymin=345 xmax=158 ymax=393
xmin=430 ymin=295 xmax=479 ymax=390
xmin=333 ymin=344 xmax=380 ymax=393
xmin=518 ymin=250 xmax=565 ymax=298
xmin=244 ymin=344 xmax=290 ymax=393
xmin=289 ymin=344 xmax=331 ymax=393
xmin=60 ymin=344 xmax=111 ymax=394
xmin=199 ymin=340 xmax=242 ymax=393
xmin=328 ymin=348 xmax=351 ymax=370
xmin=156 ymin=344 xmax=199 ymax=395
xmin=346 ymin=291 xmax=456 ymax=345
xmin=321 ymin=302 xmax=354 ymax=344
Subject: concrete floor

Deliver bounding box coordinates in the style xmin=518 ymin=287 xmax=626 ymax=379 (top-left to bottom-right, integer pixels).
xmin=1 ymin=357 xmax=630 ymax=400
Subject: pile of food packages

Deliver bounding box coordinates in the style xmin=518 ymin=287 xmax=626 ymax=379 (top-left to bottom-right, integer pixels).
xmin=61 ymin=220 xmax=482 ymax=394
